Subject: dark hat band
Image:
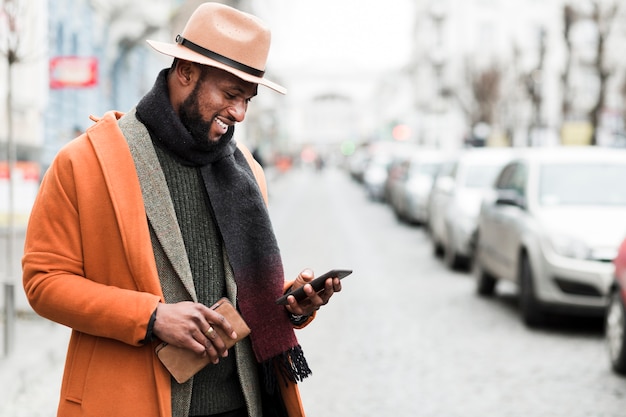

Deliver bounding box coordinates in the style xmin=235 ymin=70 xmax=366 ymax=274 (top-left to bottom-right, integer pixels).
xmin=175 ymin=35 xmax=265 ymax=78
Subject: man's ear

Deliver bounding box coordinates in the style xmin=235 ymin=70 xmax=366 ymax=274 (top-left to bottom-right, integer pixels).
xmin=168 ymin=60 xmax=198 ymax=112
xmin=175 ymin=60 xmax=196 ymax=85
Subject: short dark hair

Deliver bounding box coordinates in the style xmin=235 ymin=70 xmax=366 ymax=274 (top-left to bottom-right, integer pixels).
xmin=169 ymin=58 xmax=179 ymax=74
xmin=169 ymin=58 xmax=212 ymax=81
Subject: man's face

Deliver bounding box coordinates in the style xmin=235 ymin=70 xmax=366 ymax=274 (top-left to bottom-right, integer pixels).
xmin=179 ymin=66 xmax=258 ymax=143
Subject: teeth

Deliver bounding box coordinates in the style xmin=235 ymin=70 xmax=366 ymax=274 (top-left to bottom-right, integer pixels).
xmin=214 ymin=118 xmax=228 ymax=129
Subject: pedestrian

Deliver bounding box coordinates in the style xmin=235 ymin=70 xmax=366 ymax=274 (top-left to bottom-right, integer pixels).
xmin=22 ymin=3 xmax=341 ymax=417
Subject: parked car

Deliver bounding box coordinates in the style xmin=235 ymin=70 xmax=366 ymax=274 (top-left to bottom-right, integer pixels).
xmin=362 ymin=142 xmax=415 ymax=201
xmin=363 ymin=153 xmax=393 ymax=201
xmin=384 ymin=153 xmax=412 ymax=207
xmin=606 ymin=237 xmax=626 ymax=375
xmin=427 ymin=147 xmax=516 ymax=270
xmin=474 ymin=146 xmax=626 ymax=326
xmin=387 ymin=149 xmax=448 ymax=225
xmin=348 ymin=147 xmax=371 ymax=183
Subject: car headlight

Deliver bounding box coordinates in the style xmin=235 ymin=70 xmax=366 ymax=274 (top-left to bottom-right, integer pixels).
xmin=547 ymin=233 xmax=593 ymax=260
xmin=448 ymin=204 xmax=477 ymax=236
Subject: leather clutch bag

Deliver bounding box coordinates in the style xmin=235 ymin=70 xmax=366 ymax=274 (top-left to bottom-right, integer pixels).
xmin=155 ymin=297 xmax=251 ymax=383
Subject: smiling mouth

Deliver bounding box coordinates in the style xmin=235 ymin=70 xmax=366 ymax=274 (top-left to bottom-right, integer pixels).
xmin=214 ymin=117 xmax=228 ymax=130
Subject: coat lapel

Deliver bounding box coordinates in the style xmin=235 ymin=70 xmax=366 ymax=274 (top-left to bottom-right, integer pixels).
xmin=86 ymin=111 xmax=161 ymax=297
xmin=117 ymin=109 xmax=197 ymax=302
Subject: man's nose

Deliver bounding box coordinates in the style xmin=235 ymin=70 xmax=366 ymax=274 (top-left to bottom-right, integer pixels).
xmin=228 ymin=100 xmax=247 ymax=122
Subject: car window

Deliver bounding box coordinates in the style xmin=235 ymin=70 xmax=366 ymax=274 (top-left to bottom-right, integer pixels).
xmin=436 ymin=160 xmax=455 ymax=179
xmin=495 ymin=163 xmax=516 ymax=189
xmin=495 ymin=162 xmax=526 ymax=196
xmin=509 ymin=163 xmax=527 ymax=196
xmin=463 ymin=164 xmax=505 ymax=188
xmin=411 ymin=162 xmax=440 ymax=177
xmin=539 ymin=163 xmax=626 ymax=206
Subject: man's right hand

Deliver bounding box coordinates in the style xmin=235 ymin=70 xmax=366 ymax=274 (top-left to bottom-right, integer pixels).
xmin=152 ymin=301 xmax=237 ymax=364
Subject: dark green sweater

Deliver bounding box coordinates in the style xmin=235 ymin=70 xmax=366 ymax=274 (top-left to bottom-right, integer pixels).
xmin=155 ymin=145 xmax=245 ymax=415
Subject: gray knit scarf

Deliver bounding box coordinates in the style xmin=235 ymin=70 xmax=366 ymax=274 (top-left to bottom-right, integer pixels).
xmin=135 ymin=69 xmax=311 ymax=399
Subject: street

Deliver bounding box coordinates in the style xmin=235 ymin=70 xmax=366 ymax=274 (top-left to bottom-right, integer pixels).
xmin=269 ymin=166 xmax=625 ymax=417
xmin=1 ymin=165 xmax=625 ymax=416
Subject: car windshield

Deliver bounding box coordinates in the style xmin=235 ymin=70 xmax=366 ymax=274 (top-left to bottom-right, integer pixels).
xmin=462 ymin=164 xmax=503 ymax=188
xmin=539 ymin=163 xmax=626 ymax=206
xmin=411 ymin=162 xmax=440 ymax=177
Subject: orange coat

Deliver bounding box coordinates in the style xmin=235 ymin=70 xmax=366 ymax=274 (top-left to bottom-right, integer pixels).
xmin=23 ymin=111 xmax=307 ymax=416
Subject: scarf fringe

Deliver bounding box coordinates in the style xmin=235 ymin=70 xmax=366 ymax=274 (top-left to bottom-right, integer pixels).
xmin=262 ymin=344 xmax=312 ymax=394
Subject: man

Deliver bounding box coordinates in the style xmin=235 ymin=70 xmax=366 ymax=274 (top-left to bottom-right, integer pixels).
xmin=22 ymin=3 xmax=341 ymax=417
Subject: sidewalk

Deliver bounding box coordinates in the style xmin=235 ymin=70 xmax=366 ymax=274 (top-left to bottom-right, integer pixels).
xmin=0 ymin=312 xmax=70 ymax=417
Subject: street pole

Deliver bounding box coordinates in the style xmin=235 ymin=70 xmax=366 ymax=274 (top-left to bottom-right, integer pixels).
xmin=3 ymin=35 xmax=16 ymax=358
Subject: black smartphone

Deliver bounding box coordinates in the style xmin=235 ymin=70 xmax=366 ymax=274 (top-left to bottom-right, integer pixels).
xmin=275 ymin=269 xmax=353 ymax=305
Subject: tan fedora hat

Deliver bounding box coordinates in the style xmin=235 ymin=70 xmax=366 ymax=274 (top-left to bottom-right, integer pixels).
xmin=147 ymin=2 xmax=286 ymax=94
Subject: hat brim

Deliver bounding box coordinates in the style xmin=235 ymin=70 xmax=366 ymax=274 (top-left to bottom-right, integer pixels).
xmin=146 ymin=39 xmax=287 ymax=95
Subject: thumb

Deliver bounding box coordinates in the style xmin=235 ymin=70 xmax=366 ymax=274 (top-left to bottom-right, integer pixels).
xmin=294 ymin=268 xmax=314 ymax=287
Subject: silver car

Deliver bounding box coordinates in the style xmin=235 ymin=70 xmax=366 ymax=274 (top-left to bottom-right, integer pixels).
xmin=428 ymin=147 xmax=516 ymax=270
xmin=389 ymin=149 xmax=448 ymax=225
xmin=474 ymin=146 xmax=626 ymax=326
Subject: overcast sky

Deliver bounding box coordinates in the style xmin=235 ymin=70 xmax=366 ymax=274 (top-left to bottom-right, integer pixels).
xmin=253 ymin=0 xmax=415 ymax=101
xmin=258 ymin=1 xmax=414 ymax=76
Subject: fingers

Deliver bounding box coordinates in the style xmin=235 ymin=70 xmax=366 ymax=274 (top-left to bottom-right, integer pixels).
xmin=286 ymin=274 xmax=342 ymax=316
xmin=153 ymin=301 xmax=236 ymax=363
xmin=294 ymin=268 xmax=314 ymax=287
xmin=201 ymin=324 xmax=227 ymax=364
xmin=200 ymin=308 xmax=239 ymax=363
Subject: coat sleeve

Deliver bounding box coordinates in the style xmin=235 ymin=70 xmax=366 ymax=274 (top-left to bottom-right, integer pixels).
xmin=22 ymin=120 xmax=162 ymax=346
xmin=282 ymin=280 xmax=316 ymax=329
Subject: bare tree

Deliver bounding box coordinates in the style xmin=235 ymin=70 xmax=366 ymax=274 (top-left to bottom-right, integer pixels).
xmin=524 ymin=27 xmax=546 ymax=146
xmin=471 ymin=66 xmax=501 ymax=126
xmin=561 ymin=4 xmax=577 ymax=122
xmin=587 ymin=0 xmax=619 ymax=145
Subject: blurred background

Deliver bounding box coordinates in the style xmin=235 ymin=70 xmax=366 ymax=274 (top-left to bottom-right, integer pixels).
xmin=3 ymin=0 xmax=626 ymax=415
xmin=4 ymin=0 xmax=626 ymax=227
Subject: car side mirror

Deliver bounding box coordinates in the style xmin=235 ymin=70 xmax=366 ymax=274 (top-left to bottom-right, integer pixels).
xmin=495 ymin=189 xmax=525 ymax=209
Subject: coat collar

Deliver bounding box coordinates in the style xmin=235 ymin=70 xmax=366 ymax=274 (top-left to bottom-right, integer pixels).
xmin=88 ymin=110 xmax=196 ymax=302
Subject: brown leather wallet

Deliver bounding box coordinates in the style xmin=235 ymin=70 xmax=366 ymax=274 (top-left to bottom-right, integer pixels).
xmin=155 ymin=297 xmax=251 ymax=383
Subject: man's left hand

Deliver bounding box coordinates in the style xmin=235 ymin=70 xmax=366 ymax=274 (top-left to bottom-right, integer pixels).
xmin=284 ymin=268 xmax=342 ymax=317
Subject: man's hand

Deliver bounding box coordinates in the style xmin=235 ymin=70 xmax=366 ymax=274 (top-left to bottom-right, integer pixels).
xmin=285 ymin=269 xmax=342 ymax=317
xmin=152 ymin=301 xmax=237 ymax=364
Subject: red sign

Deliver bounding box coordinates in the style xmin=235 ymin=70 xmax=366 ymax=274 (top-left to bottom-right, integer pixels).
xmin=49 ymin=56 xmax=98 ymax=89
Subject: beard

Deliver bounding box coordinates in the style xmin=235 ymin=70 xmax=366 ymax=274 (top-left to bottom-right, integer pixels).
xmin=178 ymin=83 xmax=213 ymax=145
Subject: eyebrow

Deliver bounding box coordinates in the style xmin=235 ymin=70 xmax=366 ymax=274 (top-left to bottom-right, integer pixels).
xmin=228 ymin=84 xmax=258 ymax=99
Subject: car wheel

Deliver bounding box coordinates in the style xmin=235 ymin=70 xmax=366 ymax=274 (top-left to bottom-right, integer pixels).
xmin=606 ymin=290 xmax=626 ymax=375
xmin=444 ymin=230 xmax=462 ymax=270
xmin=519 ymin=254 xmax=544 ymax=327
xmin=432 ymin=235 xmax=444 ymax=257
xmin=474 ymin=256 xmax=496 ymax=296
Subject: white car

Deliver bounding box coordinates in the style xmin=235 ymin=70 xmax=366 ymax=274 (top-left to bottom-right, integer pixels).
xmin=474 ymin=146 xmax=626 ymax=326
xmin=427 ymin=147 xmax=517 ymax=270
xmin=390 ymin=149 xmax=449 ymax=225
xmin=363 ymin=153 xmax=393 ymax=201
